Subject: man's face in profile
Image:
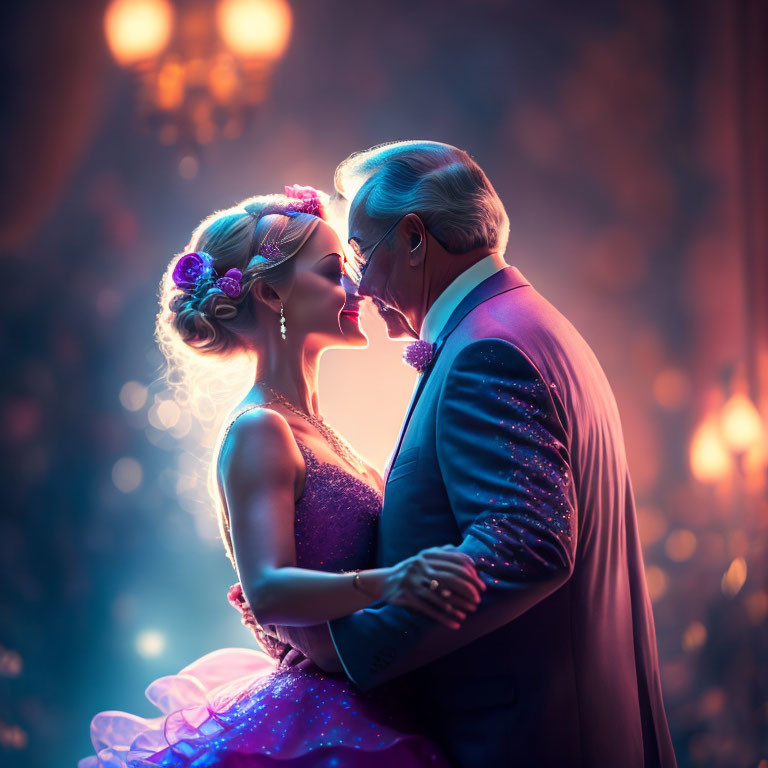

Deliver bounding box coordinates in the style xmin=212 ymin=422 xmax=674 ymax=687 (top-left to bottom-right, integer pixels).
xmin=347 ymin=200 xmax=418 ymax=339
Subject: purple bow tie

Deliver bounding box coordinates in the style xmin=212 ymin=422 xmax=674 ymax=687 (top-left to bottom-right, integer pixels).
xmin=403 ymin=340 xmax=436 ymax=373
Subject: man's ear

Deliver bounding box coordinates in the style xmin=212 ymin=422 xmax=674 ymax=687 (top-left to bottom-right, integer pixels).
xmin=251 ymin=280 xmax=282 ymax=314
xmin=402 ymin=213 xmax=426 ymax=266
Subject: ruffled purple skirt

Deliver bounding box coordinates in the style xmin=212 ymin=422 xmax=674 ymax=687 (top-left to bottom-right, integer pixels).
xmin=78 ymin=647 xmax=452 ymax=767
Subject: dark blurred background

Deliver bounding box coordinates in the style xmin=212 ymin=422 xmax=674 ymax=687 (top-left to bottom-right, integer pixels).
xmin=1 ymin=1 xmax=767 ymax=766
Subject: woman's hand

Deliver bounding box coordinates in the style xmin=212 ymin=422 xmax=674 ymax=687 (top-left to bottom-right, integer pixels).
xmin=381 ymin=544 xmax=487 ymax=629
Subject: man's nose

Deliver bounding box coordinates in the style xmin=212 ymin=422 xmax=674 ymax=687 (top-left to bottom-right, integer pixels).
xmin=356 ymin=280 xmax=372 ymax=297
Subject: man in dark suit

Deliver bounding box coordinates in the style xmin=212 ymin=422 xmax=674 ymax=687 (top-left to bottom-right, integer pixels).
xmin=275 ymin=141 xmax=677 ymax=768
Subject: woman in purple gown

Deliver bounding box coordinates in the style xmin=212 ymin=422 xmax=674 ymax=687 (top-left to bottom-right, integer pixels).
xmin=78 ymin=185 xmax=485 ymax=767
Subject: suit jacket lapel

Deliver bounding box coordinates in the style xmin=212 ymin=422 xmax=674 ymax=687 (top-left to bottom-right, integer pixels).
xmin=385 ymin=266 xmax=531 ymax=478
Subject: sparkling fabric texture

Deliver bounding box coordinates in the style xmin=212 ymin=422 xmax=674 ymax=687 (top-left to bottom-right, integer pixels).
xmin=402 ymin=340 xmax=436 ymax=373
xmin=79 ymin=441 xmax=451 ymax=768
xmin=437 ymin=340 xmax=575 ymax=585
xmin=292 ymin=442 xmax=381 ymax=572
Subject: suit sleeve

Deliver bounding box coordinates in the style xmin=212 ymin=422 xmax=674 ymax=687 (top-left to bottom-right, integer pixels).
xmin=326 ymin=338 xmax=577 ymax=690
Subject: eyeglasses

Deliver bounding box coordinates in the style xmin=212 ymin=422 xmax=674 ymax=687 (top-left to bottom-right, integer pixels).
xmin=347 ymin=215 xmax=405 ymax=282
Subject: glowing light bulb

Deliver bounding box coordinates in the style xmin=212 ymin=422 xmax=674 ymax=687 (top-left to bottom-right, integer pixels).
xmin=689 ymin=415 xmax=731 ymax=483
xmin=721 ymin=393 xmax=764 ymax=452
xmin=217 ymin=0 xmax=292 ymax=59
xmin=105 ymin=0 xmax=174 ymax=66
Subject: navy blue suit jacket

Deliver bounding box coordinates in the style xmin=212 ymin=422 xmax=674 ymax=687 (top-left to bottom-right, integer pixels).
xmin=327 ymin=267 xmax=677 ymax=768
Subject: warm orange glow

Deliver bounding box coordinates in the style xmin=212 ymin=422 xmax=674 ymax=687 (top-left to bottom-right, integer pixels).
xmin=745 ymin=591 xmax=768 ymax=624
xmin=721 ymin=557 xmax=747 ymax=596
xmin=178 ymin=155 xmax=199 ymax=179
xmin=209 ymin=55 xmax=239 ymax=103
xmin=155 ymin=59 xmax=185 ymax=110
xmin=104 ymin=0 xmax=174 ymax=66
xmin=689 ymin=415 xmax=731 ymax=483
xmin=743 ymin=440 xmax=767 ymax=493
xmin=665 ymin=528 xmax=698 ymax=562
xmin=682 ymin=621 xmax=707 ymax=652
xmin=216 ymin=0 xmax=293 ymax=59
xmin=637 ymin=506 xmax=668 ymax=547
xmin=652 ymin=367 xmax=690 ymax=410
xmin=645 ymin=565 xmax=668 ymax=602
xmin=720 ymin=393 xmax=764 ymax=452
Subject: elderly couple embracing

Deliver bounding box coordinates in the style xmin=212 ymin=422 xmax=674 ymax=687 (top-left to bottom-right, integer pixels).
xmin=80 ymin=141 xmax=676 ymax=768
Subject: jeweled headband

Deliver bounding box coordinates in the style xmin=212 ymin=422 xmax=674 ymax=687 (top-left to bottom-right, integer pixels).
xmin=172 ymin=184 xmax=326 ymax=298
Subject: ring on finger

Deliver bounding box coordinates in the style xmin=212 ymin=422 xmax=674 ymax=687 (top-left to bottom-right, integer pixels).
xmin=428 ymin=579 xmax=440 ymax=591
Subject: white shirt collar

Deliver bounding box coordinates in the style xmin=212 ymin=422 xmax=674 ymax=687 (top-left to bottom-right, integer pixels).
xmin=420 ymin=255 xmax=507 ymax=343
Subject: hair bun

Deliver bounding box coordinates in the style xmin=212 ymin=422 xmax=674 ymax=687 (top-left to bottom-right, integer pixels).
xmin=200 ymin=290 xmax=238 ymax=321
xmin=212 ymin=302 xmax=237 ymax=321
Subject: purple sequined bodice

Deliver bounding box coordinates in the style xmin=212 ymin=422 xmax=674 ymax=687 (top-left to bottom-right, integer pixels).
xmin=224 ymin=413 xmax=383 ymax=659
xmin=293 ymin=441 xmax=382 ymax=572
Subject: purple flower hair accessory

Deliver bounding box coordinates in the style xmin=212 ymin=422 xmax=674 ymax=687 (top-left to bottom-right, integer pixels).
xmin=215 ymin=268 xmax=243 ymax=298
xmin=172 ymin=251 xmax=213 ymax=290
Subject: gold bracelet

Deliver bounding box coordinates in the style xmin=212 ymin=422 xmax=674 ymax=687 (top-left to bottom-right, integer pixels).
xmin=352 ymin=569 xmax=377 ymax=598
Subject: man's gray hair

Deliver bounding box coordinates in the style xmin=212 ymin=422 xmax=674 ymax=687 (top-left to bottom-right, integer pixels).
xmin=334 ymin=140 xmax=509 ymax=255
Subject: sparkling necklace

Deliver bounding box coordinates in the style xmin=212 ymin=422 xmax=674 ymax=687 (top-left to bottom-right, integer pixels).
xmin=261 ymin=385 xmax=368 ymax=475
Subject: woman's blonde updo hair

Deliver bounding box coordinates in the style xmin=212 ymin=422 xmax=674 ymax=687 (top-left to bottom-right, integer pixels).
xmin=160 ymin=193 xmax=328 ymax=359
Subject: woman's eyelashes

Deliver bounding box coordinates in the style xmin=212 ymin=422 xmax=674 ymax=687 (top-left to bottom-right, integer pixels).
xmin=319 ymin=255 xmax=344 ymax=284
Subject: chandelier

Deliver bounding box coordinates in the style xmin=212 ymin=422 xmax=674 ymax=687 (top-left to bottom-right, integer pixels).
xmin=104 ymin=0 xmax=292 ymax=154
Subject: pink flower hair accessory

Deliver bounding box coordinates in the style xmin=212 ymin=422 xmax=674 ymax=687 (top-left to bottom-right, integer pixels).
xmin=284 ymin=183 xmax=325 ymax=218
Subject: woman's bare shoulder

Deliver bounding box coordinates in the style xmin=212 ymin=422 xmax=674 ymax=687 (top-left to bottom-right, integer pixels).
xmin=220 ymin=406 xmax=304 ymax=484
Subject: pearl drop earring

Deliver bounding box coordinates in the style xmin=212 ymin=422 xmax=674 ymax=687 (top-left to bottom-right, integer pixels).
xmin=280 ymin=302 xmax=287 ymax=340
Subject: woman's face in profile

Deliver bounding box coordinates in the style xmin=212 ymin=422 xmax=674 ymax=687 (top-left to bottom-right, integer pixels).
xmin=280 ymin=220 xmax=368 ymax=349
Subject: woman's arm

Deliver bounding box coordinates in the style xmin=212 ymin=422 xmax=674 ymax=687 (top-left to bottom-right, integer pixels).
xmin=324 ymin=340 xmax=576 ymax=690
xmin=221 ymin=407 xmax=393 ymax=627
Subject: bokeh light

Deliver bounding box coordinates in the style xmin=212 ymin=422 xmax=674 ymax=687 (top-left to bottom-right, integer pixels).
xmin=689 ymin=415 xmax=732 ymax=483
xmin=720 ymin=393 xmax=764 ymax=453
xmin=178 ymin=155 xmax=199 ymax=179
xmin=104 ymin=0 xmax=174 ymax=66
xmin=682 ymin=621 xmax=707 ymax=652
xmin=645 ymin=565 xmax=668 ymax=602
xmin=721 ymin=557 xmax=747 ymax=597
xmin=665 ymin=529 xmax=698 ymax=562
xmin=149 ymin=398 xmax=181 ymax=430
xmin=653 ymin=368 xmax=691 ymax=410
xmin=112 ymin=457 xmax=143 ymax=493
xmin=120 ymin=381 xmax=148 ymax=411
xmin=135 ymin=630 xmax=167 ymax=658
xmin=216 ymin=0 xmax=292 ymax=59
